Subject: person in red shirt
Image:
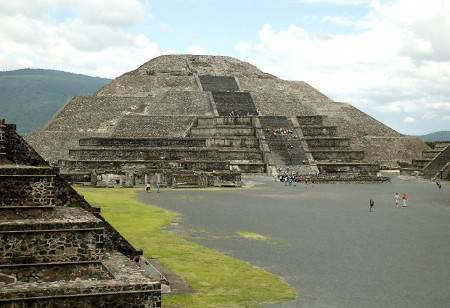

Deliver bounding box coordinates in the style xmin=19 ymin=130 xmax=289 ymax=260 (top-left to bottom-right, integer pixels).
xmin=402 ymin=193 xmax=407 ymax=207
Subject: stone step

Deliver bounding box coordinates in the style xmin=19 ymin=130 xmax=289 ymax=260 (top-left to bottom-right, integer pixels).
xmin=308 ymin=150 xmax=365 ymax=161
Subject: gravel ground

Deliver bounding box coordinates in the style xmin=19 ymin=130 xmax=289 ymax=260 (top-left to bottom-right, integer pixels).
xmin=138 ymin=176 xmax=450 ymax=308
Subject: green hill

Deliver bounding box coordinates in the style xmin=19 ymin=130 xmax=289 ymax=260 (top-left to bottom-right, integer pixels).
xmin=0 ymin=69 xmax=111 ymax=135
xmin=411 ymin=131 xmax=450 ymax=142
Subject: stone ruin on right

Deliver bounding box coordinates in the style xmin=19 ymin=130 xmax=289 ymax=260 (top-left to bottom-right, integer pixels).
xmin=25 ymin=55 xmax=449 ymax=186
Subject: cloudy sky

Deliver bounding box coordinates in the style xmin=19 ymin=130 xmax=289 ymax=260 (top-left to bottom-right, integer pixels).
xmin=1 ymin=0 xmax=449 ymax=135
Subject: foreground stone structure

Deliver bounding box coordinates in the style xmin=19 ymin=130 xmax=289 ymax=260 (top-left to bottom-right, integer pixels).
xmin=0 ymin=120 xmax=162 ymax=307
xmin=26 ymin=55 xmax=430 ymax=185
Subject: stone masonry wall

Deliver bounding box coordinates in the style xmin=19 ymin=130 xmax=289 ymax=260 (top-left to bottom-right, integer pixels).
xmin=0 ymin=262 xmax=113 ymax=283
xmin=3 ymin=125 xmax=47 ymax=166
xmin=111 ymin=115 xmax=195 ymax=138
xmin=1 ymin=291 xmax=160 ymax=308
xmin=96 ymin=74 xmax=197 ymax=97
xmin=148 ymin=91 xmax=213 ymax=116
xmin=79 ymin=137 xmax=207 ymax=148
xmin=0 ymin=228 xmax=104 ymax=264
xmin=0 ymin=175 xmax=55 ymax=206
xmin=43 ymin=96 xmax=148 ymax=133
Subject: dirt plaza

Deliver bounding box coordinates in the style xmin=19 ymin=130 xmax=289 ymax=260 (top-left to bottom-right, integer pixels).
xmin=139 ymin=175 xmax=450 ymax=308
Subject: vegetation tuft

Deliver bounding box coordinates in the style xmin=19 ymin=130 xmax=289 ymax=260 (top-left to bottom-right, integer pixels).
xmin=76 ymin=187 xmax=296 ymax=308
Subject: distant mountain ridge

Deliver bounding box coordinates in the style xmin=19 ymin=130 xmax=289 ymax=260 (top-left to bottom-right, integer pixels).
xmin=0 ymin=68 xmax=111 ymax=135
xmin=408 ymin=131 xmax=450 ymax=142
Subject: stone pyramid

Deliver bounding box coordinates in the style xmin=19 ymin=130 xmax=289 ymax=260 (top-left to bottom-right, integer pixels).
xmin=26 ymin=55 xmax=429 ymax=186
xmin=0 ymin=120 xmax=162 ymax=307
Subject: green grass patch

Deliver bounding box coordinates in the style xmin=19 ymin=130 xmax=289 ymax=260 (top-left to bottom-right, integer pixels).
xmin=236 ymin=231 xmax=271 ymax=241
xmin=76 ymin=187 xmax=296 ymax=308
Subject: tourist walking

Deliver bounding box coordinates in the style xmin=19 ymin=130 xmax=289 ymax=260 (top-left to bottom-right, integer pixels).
xmin=436 ymin=181 xmax=442 ymax=189
xmin=402 ymin=193 xmax=407 ymax=207
xmin=157 ymin=183 xmax=160 ymax=193
xmin=146 ymin=183 xmax=151 ymax=193
xmin=369 ymin=199 xmax=375 ymax=212
xmin=394 ymin=193 xmax=399 ymax=207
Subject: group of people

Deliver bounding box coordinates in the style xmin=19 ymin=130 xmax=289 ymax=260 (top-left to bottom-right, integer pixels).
xmin=369 ymin=193 xmax=408 ymax=212
xmin=278 ymin=174 xmax=316 ymax=188
xmin=268 ymin=127 xmax=298 ymax=139
xmin=146 ymin=183 xmax=160 ymax=193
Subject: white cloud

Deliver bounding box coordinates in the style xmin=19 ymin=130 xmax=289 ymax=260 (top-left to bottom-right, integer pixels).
xmin=0 ymin=0 xmax=167 ymax=78
xmin=403 ymin=117 xmax=416 ymax=123
xmin=235 ymin=0 xmax=450 ymax=134
xmin=187 ymin=45 xmax=208 ymax=55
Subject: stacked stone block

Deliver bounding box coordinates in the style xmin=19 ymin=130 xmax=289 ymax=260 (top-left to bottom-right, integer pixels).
xmin=0 ymin=120 xmax=161 ymax=307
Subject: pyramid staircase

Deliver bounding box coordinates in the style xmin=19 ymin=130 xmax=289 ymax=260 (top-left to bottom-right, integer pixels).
xmin=257 ymin=116 xmax=312 ymax=174
xmin=0 ymin=121 xmax=161 ymax=307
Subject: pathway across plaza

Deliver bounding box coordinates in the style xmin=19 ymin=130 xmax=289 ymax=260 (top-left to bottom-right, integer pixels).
xmin=138 ymin=176 xmax=450 ymax=308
